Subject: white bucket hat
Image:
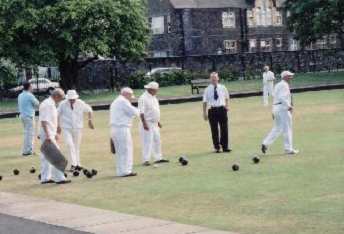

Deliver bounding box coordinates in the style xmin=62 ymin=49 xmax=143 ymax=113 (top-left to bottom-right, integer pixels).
xmin=144 ymin=81 xmax=159 ymax=90
xmin=66 ymin=90 xmax=79 ymax=100
xmin=281 ymin=71 xmax=295 ymax=79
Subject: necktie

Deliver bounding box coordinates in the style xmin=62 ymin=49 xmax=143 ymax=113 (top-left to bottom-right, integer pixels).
xmin=214 ymin=86 xmax=219 ymax=101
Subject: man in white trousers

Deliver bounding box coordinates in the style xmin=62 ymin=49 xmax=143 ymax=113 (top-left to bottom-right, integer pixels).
xmin=139 ymin=82 xmax=169 ymax=166
xmin=110 ymin=88 xmax=139 ymax=177
xmin=18 ymin=82 xmax=39 ymax=156
xmin=262 ymin=65 xmax=275 ymax=106
xmin=39 ymin=88 xmax=71 ymax=184
xmin=261 ymin=71 xmax=299 ymax=155
xmin=58 ymin=90 xmax=94 ymax=171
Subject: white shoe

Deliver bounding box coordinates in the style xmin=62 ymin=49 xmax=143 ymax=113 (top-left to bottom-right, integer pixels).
xmin=285 ymin=149 xmax=299 ymax=155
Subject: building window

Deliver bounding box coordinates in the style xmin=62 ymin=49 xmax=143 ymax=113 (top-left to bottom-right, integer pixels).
xmin=274 ymin=11 xmax=282 ymax=26
xmin=316 ymin=37 xmax=327 ymax=49
xmin=167 ymin=14 xmax=172 ymax=33
xmin=260 ymin=39 xmax=272 ymax=52
xmin=222 ymin=11 xmax=236 ymax=28
xmin=224 ymin=40 xmax=237 ymax=53
xmin=151 ymin=16 xmax=164 ymax=35
xmin=153 ymin=51 xmax=167 ymax=58
xmin=266 ymin=7 xmax=272 ymax=25
xmin=329 ymin=35 xmax=337 ymax=45
xmin=275 ymin=38 xmax=283 ymax=48
xmin=247 ymin=10 xmax=254 ymax=27
xmin=289 ymin=39 xmax=299 ymax=51
xmin=249 ymin=39 xmax=257 ymax=52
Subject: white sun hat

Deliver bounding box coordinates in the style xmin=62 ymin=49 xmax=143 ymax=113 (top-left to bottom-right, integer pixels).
xmin=281 ymin=71 xmax=295 ymax=79
xmin=66 ymin=90 xmax=79 ymax=100
xmin=144 ymin=81 xmax=159 ymax=90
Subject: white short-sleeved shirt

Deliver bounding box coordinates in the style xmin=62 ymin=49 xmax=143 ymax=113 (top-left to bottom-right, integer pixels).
xmin=110 ymin=95 xmax=139 ymax=128
xmin=263 ymin=71 xmax=275 ymax=84
xmin=58 ymin=99 xmax=93 ymax=129
xmin=273 ymin=80 xmax=292 ymax=111
xmin=138 ymin=91 xmax=160 ymax=123
xmin=39 ymin=97 xmax=58 ymax=138
xmin=203 ymin=84 xmax=229 ymax=107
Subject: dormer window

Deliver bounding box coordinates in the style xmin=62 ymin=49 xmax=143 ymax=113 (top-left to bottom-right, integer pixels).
xmin=222 ymin=10 xmax=236 ymax=28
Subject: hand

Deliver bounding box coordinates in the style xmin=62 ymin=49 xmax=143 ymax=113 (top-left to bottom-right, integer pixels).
xmin=203 ymin=113 xmax=208 ymax=121
xmin=44 ymin=138 xmax=52 ymax=144
xmin=55 ymin=134 xmax=60 ymax=142
xmin=158 ymin=122 xmax=162 ymax=128
xmin=288 ymin=106 xmax=293 ymax=113
xmin=143 ymin=122 xmax=149 ymax=131
xmin=225 ymin=106 xmax=229 ymax=112
xmin=57 ymin=126 xmax=62 ymax=135
xmin=88 ymin=120 xmax=95 ymax=129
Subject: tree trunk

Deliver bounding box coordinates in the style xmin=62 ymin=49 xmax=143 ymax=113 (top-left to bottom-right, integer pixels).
xmin=59 ymin=59 xmax=79 ymax=91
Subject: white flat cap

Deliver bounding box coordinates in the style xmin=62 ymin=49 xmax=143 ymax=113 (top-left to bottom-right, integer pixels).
xmin=281 ymin=71 xmax=295 ymax=79
xmin=66 ymin=90 xmax=79 ymax=100
xmin=144 ymin=81 xmax=159 ymax=90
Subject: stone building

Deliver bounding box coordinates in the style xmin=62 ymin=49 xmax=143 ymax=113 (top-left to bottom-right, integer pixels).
xmin=147 ymin=0 xmax=340 ymax=57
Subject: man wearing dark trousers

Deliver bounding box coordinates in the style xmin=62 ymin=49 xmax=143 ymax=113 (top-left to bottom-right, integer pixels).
xmin=203 ymin=72 xmax=231 ymax=153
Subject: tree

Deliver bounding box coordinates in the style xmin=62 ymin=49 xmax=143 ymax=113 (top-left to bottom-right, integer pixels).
xmin=285 ymin=0 xmax=344 ymax=49
xmin=0 ymin=0 xmax=149 ymax=89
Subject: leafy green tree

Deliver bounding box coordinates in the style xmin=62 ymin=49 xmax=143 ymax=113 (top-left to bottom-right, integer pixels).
xmin=0 ymin=0 xmax=149 ymax=89
xmin=285 ymin=0 xmax=344 ymax=49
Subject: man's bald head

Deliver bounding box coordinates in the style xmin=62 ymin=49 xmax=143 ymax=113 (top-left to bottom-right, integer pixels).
xmin=51 ymin=88 xmax=65 ymax=104
xmin=121 ymin=87 xmax=135 ymax=101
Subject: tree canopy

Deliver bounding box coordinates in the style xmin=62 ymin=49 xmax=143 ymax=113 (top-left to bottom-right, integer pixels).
xmin=285 ymin=0 xmax=344 ymax=49
xmin=0 ymin=0 xmax=149 ymax=89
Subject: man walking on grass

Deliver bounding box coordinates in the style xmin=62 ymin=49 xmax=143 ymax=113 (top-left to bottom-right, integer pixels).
xmin=262 ymin=65 xmax=275 ymax=106
xmin=39 ymin=88 xmax=71 ymax=184
xmin=58 ymin=90 xmax=95 ymax=172
xmin=138 ymin=81 xmax=169 ymax=166
xmin=110 ymin=88 xmax=139 ymax=177
xmin=18 ymin=82 xmax=39 ymax=156
xmin=203 ymin=72 xmax=231 ymax=153
xmin=261 ymin=71 xmax=299 ymax=155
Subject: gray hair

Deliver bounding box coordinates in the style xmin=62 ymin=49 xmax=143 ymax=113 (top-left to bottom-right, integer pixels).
xmin=51 ymin=88 xmax=65 ymax=98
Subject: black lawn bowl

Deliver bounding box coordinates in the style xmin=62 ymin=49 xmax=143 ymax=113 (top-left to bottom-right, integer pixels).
xmin=73 ymin=171 xmax=80 ymax=177
xmin=85 ymin=171 xmax=93 ymax=179
xmin=83 ymin=169 xmax=88 ymax=176
xmin=29 ymin=167 xmax=36 ymax=174
xmin=252 ymin=156 xmax=260 ymax=164
xmin=232 ymin=164 xmax=240 ymax=172
xmin=0 ymin=175 xmax=2 ymax=181
xmin=179 ymin=156 xmax=189 ymax=166
xmin=64 ymin=173 xmax=68 ymax=178
xmin=91 ymin=169 xmax=98 ymax=176
xmin=13 ymin=169 xmax=20 ymax=176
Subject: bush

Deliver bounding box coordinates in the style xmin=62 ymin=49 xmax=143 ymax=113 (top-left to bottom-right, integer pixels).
xmin=0 ymin=59 xmax=17 ymax=89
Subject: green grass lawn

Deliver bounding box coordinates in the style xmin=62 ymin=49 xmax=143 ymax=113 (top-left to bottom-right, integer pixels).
xmin=0 ymin=90 xmax=343 ymax=234
xmin=1 ymin=71 xmax=344 ymax=113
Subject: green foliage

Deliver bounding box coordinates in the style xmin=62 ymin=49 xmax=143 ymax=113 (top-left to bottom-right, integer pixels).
xmin=0 ymin=60 xmax=17 ymax=89
xmin=285 ymin=0 xmax=344 ymax=48
xmin=0 ymin=0 xmax=150 ymax=88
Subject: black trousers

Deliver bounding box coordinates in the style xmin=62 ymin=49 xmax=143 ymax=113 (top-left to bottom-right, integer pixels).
xmin=208 ymin=106 xmax=229 ymax=150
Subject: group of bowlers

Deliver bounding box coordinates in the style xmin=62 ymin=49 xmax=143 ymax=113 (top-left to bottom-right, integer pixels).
xmin=17 ymin=66 xmax=298 ymax=184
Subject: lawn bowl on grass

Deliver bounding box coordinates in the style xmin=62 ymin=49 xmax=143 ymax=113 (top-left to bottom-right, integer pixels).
xmin=0 ymin=90 xmax=343 ymax=234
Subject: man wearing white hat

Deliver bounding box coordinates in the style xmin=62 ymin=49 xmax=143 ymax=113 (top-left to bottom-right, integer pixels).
xmin=58 ymin=90 xmax=94 ymax=171
xmin=261 ymin=71 xmax=299 ymax=155
xmin=110 ymin=87 xmax=139 ymax=177
xmin=139 ymin=81 xmax=169 ymax=166
xmin=262 ymin=65 xmax=275 ymax=106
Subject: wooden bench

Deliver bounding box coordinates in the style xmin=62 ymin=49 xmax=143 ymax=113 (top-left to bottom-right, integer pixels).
xmin=191 ymin=79 xmax=209 ymax=94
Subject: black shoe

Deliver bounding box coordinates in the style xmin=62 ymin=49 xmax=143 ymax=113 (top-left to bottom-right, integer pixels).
xmin=223 ymin=149 xmax=232 ymax=153
xmin=261 ymin=144 xmax=267 ymax=154
xmin=215 ymin=149 xmax=221 ymax=153
xmin=154 ymin=159 xmax=169 ymax=164
xmin=41 ymin=180 xmax=55 ymax=184
xmin=75 ymin=166 xmax=83 ymax=171
xmin=142 ymin=161 xmax=151 ymax=166
xmin=22 ymin=153 xmax=33 ymax=156
xmin=123 ymin=173 xmax=137 ymax=177
xmin=56 ymin=180 xmax=72 ymax=185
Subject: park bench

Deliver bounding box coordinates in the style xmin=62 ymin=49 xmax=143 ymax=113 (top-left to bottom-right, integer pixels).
xmin=191 ymin=79 xmax=209 ymax=94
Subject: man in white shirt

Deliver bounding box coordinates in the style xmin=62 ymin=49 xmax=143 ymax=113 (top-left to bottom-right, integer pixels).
xmin=262 ymin=71 xmax=299 ymax=155
xmin=39 ymin=88 xmax=71 ymax=184
xmin=110 ymin=88 xmax=139 ymax=177
xmin=203 ymin=72 xmax=231 ymax=153
xmin=58 ymin=90 xmax=94 ymax=171
xmin=138 ymin=82 xmax=169 ymax=166
xmin=262 ymin=65 xmax=275 ymax=106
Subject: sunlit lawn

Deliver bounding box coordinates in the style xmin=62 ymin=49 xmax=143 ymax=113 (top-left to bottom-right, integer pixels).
xmin=0 ymin=90 xmax=343 ymax=234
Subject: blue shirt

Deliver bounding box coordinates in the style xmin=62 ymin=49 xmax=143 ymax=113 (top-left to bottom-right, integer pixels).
xmin=18 ymin=91 xmax=39 ymax=117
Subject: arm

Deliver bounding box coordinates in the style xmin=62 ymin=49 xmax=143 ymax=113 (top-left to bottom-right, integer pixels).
xmin=224 ymin=87 xmax=230 ymax=111
xmin=203 ymin=102 xmax=208 ymax=121
xmin=41 ymin=121 xmax=52 ymax=143
xmin=138 ymin=97 xmax=149 ymax=130
xmin=140 ymin=113 xmax=149 ymax=130
xmin=280 ymin=85 xmax=292 ymax=111
xmin=82 ymin=101 xmax=95 ymax=129
xmin=31 ymin=94 xmax=39 ymax=107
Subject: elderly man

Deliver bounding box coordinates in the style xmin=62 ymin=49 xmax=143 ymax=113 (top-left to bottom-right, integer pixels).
xmin=39 ymin=88 xmax=71 ymax=184
xmin=138 ymin=81 xmax=169 ymax=166
xmin=110 ymin=87 xmax=139 ymax=177
xmin=262 ymin=65 xmax=275 ymax=106
xmin=261 ymin=71 xmax=299 ymax=155
xmin=58 ymin=90 xmax=94 ymax=171
xmin=18 ymin=82 xmax=39 ymax=156
xmin=203 ymin=72 xmax=231 ymax=153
